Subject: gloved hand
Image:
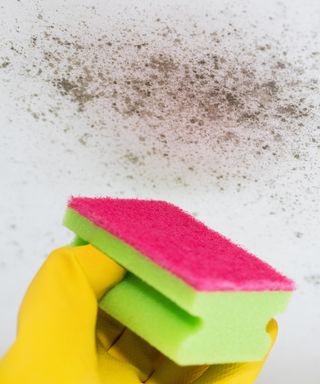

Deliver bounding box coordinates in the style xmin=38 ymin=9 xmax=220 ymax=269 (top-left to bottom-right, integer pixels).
xmin=0 ymin=244 xmax=277 ymax=384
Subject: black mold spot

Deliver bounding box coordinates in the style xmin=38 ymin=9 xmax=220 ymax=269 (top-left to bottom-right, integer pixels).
xmin=305 ymin=275 xmax=320 ymax=286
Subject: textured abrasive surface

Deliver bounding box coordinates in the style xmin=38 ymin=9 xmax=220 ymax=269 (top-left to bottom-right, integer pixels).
xmin=67 ymin=197 xmax=294 ymax=292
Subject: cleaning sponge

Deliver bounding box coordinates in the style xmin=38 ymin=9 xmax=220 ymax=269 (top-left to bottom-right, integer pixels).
xmin=64 ymin=197 xmax=294 ymax=365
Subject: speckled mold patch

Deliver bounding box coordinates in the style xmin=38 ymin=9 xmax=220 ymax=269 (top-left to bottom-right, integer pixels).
xmin=1 ymin=1 xmax=319 ymax=205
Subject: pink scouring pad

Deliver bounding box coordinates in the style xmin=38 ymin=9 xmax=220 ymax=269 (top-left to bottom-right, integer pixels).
xmin=67 ymin=197 xmax=293 ymax=291
xmin=64 ymin=197 xmax=294 ymax=365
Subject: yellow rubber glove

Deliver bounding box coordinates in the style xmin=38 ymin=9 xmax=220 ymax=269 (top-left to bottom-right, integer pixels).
xmin=0 ymin=245 xmax=277 ymax=384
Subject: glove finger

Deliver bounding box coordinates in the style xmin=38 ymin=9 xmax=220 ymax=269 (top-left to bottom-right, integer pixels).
xmin=146 ymin=357 xmax=208 ymax=384
xmin=16 ymin=245 xmax=125 ymax=345
xmin=73 ymin=244 xmax=126 ymax=299
xmin=107 ymin=328 xmax=160 ymax=382
xmin=96 ymin=309 xmax=126 ymax=351
xmin=97 ymin=339 xmax=142 ymax=384
xmin=1 ymin=245 xmax=126 ymax=383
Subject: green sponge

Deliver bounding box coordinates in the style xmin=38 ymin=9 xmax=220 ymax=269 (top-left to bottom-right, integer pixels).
xmin=64 ymin=197 xmax=294 ymax=365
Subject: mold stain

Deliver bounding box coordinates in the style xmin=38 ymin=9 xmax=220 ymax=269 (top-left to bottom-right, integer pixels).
xmin=305 ymin=275 xmax=320 ymax=287
xmin=2 ymin=7 xmax=320 ymax=197
xmin=36 ymin=26 xmax=316 ymax=135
